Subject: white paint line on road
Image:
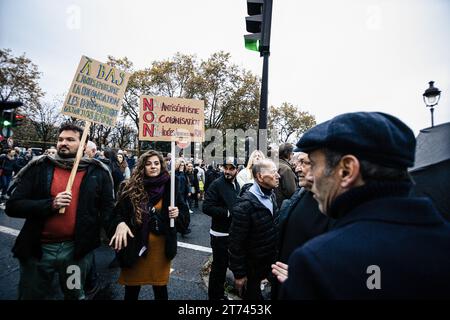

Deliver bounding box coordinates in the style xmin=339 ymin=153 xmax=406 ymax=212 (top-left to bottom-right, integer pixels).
xmin=0 ymin=225 xmax=212 ymax=254
xmin=0 ymin=225 xmax=19 ymax=237
xmin=177 ymin=241 xmax=212 ymax=253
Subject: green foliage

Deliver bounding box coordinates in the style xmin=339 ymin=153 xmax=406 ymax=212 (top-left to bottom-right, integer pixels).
xmin=109 ymin=52 xmax=261 ymax=153
xmin=269 ymin=102 xmax=316 ymax=143
xmin=2 ymin=49 xmax=316 ymax=153
xmin=0 ymin=48 xmax=44 ymax=111
xmin=113 ymin=51 xmax=261 ymax=133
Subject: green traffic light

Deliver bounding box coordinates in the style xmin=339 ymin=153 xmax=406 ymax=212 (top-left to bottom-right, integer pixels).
xmin=245 ymin=38 xmax=260 ymax=51
xmin=3 ymin=120 xmax=12 ymax=127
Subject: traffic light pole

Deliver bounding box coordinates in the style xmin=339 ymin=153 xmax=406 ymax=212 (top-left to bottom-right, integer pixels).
xmin=257 ymin=0 xmax=272 ymax=149
xmin=259 ymin=52 xmax=269 ymax=131
xmin=244 ymin=0 xmax=272 ymax=149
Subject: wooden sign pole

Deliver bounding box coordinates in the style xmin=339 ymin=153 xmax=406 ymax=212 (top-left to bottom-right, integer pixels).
xmin=170 ymin=140 xmax=175 ymax=228
xmin=59 ymin=121 xmax=91 ymax=214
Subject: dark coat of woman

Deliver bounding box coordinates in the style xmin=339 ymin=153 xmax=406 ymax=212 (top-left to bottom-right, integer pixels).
xmin=114 ymin=177 xmax=185 ymax=268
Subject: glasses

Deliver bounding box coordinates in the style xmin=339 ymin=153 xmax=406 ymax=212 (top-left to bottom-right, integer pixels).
xmin=298 ymin=159 xmax=311 ymax=167
xmin=261 ymin=169 xmax=278 ymax=175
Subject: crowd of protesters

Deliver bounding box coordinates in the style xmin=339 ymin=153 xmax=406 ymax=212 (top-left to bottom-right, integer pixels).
xmin=3 ymin=111 xmax=450 ymax=300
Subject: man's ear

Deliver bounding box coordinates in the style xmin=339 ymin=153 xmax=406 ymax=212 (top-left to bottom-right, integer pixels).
xmin=338 ymin=155 xmax=363 ymax=188
xmin=255 ymin=172 xmax=263 ymax=183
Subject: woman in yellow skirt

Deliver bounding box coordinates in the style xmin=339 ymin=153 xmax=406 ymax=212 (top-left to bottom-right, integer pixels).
xmin=110 ymin=150 xmax=182 ymax=300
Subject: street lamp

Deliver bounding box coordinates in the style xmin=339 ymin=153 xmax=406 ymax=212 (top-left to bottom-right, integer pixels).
xmin=422 ymin=81 xmax=441 ymax=127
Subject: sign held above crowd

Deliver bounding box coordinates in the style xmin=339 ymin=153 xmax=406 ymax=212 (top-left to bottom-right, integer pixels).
xmin=59 ymin=55 xmax=130 ymax=214
xmin=62 ymin=55 xmax=131 ymax=126
xmin=139 ymin=96 xmax=205 ymax=227
xmin=139 ymin=96 xmax=205 ymax=144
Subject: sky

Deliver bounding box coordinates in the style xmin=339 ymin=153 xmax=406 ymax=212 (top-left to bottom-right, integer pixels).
xmin=1 ymin=0 xmax=449 ymax=135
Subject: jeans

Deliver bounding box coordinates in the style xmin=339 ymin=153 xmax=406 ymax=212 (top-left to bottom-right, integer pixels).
xmin=0 ymin=175 xmax=12 ymax=194
xmin=208 ymin=235 xmax=229 ymax=300
xmin=18 ymin=241 xmax=93 ymax=300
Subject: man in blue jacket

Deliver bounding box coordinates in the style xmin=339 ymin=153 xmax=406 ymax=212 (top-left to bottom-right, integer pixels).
xmin=277 ymin=112 xmax=450 ymax=299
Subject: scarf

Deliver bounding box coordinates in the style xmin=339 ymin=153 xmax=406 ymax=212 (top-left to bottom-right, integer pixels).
xmin=139 ymin=171 xmax=170 ymax=256
xmin=11 ymin=154 xmax=113 ymax=195
xmin=143 ymin=172 xmax=170 ymax=206
xmin=327 ymin=180 xmax=413 ymax=219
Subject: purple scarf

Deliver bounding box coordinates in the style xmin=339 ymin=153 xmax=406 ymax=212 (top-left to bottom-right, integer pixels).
xmin=139 ymin=172 xmax=170 ymax=255
xmin=143 ymin=172 xmax=170 ymax=207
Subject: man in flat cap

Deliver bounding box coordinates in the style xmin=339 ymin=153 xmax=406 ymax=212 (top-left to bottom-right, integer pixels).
xmin=275 ymin=112 xmax=450 ymax=299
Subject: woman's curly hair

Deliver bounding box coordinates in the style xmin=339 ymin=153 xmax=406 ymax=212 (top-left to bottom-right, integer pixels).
xmin=118 ymin=150 xmax=167 ymax=225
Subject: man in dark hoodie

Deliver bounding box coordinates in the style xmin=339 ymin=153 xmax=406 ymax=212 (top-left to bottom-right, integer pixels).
xmin=203 ymin=157 xmax=240 ymax=300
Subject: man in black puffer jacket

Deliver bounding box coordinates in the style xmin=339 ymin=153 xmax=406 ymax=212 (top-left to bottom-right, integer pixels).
xmin=229 ymin=158 xmax=280 ymax=300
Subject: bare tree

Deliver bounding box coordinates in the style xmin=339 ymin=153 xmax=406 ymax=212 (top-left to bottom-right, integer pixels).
xmin=28 ymin=98 xmax=65 ymax=147
xmin=108 ymin=120 xmax=136 ymax=150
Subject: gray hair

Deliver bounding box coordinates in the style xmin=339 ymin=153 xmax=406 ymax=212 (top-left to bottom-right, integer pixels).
xmin=86 ymin=140 xmax=97 ymax=150
xmin=252 ymin=159 xmax=276 ymax=179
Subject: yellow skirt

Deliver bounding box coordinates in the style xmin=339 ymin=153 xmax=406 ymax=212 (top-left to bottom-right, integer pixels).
xmin=118 ymin=233 xmax=171 ymax=286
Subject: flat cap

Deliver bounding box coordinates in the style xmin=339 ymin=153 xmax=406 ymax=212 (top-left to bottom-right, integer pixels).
xmin=295 ymin=112 xmax=416 ymax=168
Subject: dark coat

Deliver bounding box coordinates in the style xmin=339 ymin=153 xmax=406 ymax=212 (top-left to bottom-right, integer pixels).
xmin=229 ymin=188 xmax=279 ymax=279
xmin=281 ymin=196 xmax=450 ymax=299
xmin=278 ymin=188 xmax=334 ymax=263
xmin=114 ymin=178 xmax=183 ymax=268
xmin=0 ymin=155 xmax=19 ymax=176
xmin=15 ymin=154 xmax=32 ymax=171
xmin=274 ymin=158 xmax=297 ymax=208
xmin=186 ymin=170 xmax=199 ymax=193
xmin=5 ymin=158 xmax=116 ymax=260
xmin=203 ymin=175 xmax=240 ymax=233
xmin=205 ymin=167 xmax=220 ymax=191
xmin=174 ymin=171 xmax=191 ymax=233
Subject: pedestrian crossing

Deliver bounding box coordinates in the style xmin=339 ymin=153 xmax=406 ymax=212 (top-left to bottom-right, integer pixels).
xmin=0 ymin=224 xmax=212 ymax=253
xmin=0 ymin=225 xmax=19 ymax=237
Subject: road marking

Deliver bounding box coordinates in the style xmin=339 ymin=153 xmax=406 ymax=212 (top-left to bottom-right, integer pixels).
xmin=0 ymin=225 xmax=212 ymax=253
xmin=0 ymin=226 xmax=19 ymax=237
xmin=177 ymin=241 xmax=212 ymax=253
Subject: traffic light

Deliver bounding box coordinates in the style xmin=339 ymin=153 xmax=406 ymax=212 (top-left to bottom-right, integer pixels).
xmin=13 ymin=113 xmax=25 ymax=127
xmin=1 ymin=110 xmax=14 ymax=128
xmin=0 ymin=101 xmax=23 ymax=110
xmin=244 ymin=0 xmax=264 ymax=52
xmin=244 ymin=0 xmax=272 ymax=54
